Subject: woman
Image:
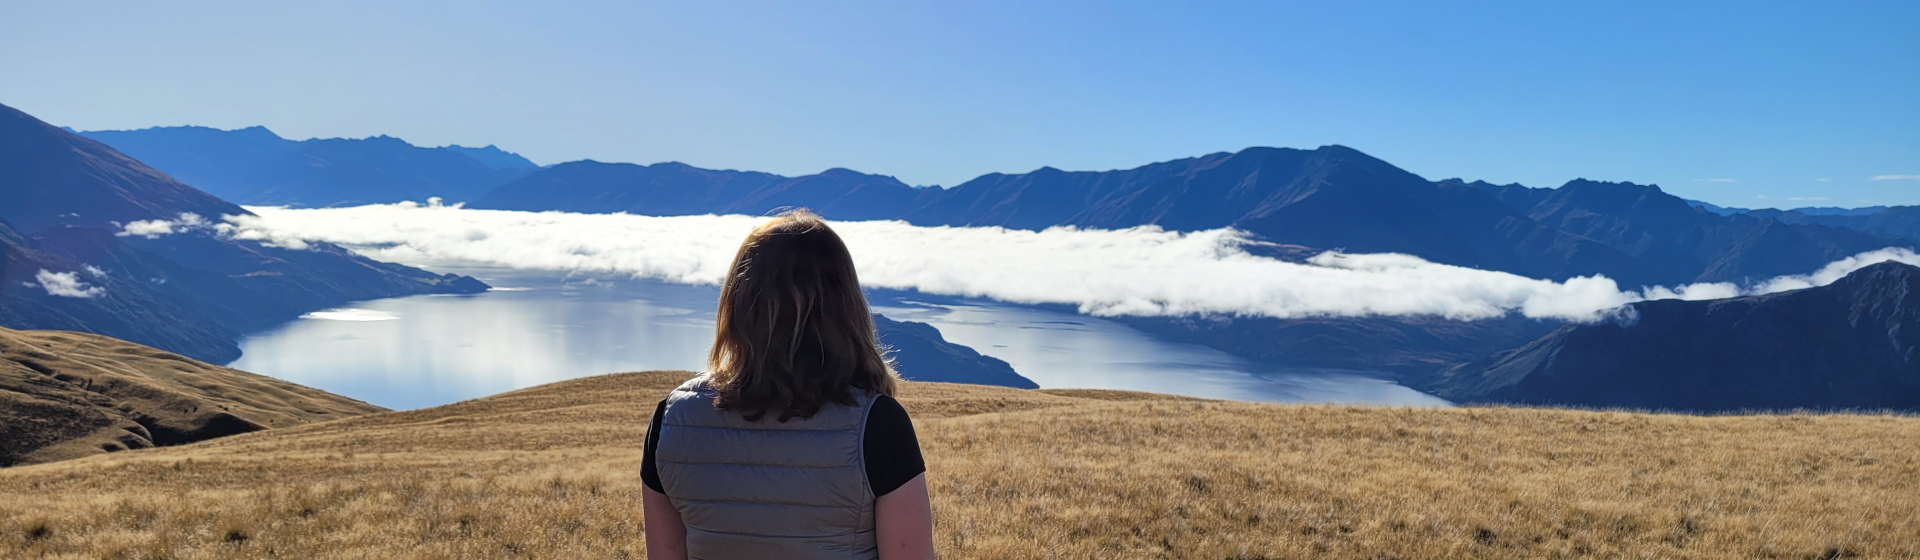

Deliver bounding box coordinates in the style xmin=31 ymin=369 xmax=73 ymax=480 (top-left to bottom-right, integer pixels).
xmin=642 ymin=210 xmax=937 ymax=560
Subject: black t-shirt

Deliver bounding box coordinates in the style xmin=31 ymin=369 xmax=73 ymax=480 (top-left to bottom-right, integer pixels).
xmin=641 ymin=394 xmax=926 ymax=497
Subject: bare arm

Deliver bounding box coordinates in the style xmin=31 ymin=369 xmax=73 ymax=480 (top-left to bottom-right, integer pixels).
xmin=875 ymin=473 xmax=936 ymax=560
xmin=643 ymin=486 xmax=687 ymax=560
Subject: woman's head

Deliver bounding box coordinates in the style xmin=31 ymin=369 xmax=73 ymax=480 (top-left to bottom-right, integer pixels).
xmin=708 ymin=209 xmax=897 ymax=421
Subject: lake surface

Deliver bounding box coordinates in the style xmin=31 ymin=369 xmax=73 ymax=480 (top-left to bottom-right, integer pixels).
xmin=230 ymin=267 xmax=1448 ymax=410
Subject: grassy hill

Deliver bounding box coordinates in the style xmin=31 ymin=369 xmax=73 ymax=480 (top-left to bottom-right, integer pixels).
xmin=1 ymin=370 xmax=1916 ymax=559
xmin=0 ymin=327 xmax=384 ymax=466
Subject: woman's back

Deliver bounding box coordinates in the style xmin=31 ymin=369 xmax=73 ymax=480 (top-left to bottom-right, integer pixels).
xmin=654 ymin=374 xmax=882 ymax=558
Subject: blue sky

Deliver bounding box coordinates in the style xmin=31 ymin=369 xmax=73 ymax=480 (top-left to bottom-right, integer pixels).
xmin=2 ymin=1 xmax=1914 ymax=208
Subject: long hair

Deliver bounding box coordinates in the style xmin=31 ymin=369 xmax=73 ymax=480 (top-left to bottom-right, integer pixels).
xmin=707 ymin=209 xmax=898 ymax=421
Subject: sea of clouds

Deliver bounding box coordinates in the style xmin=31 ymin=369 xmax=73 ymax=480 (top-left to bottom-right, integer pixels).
xmin=116 ymin=201 xmax=1920 ymax=322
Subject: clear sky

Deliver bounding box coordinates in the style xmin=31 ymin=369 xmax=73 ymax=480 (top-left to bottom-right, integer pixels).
xmin=3 ymin=1 xmax=1914 ymax=208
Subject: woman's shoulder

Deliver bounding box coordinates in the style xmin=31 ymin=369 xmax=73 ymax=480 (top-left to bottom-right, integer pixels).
xmin=668 ymin=373 xmax=716 ymax=396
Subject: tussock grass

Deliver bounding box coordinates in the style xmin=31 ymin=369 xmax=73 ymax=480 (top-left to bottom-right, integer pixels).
xmin=1 ymin=327 xmax=384 ymax=466
xmin=2 ymin=370 xmax=1916 ymax=559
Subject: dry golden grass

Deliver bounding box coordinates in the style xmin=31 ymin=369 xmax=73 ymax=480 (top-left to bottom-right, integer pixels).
xmin=2 ymin=370 xmax=1917 ymax=559
xmin=1 ymin=327 xmax=384 ymax=466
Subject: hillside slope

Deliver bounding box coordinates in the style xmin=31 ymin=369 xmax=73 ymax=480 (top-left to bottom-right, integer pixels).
xmin=0 ymin=103 xmax=489 ymax=362
xmin=1421 ymin=261 xmax=1920 ymax=411
xmin=0 ymin=327 xmax=383 ymax=467
xmin=3 ymin=371 xmax=1914 ymax=559
xmin=0 ymin=109 xmax=244 ymax=234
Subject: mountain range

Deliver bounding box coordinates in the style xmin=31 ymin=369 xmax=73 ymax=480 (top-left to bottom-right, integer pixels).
xmin=79 ymin=126 xmax=537 ymax=207
xmin=42 ymin=110 xmax=1920 ymax=411
xmin=1 ymin=103 xmax=489 ymax=362
xmin=470 ymin=147 xmax=1912 ymax=288
xmin=90 ymin=123 xmax=1918 ymax=289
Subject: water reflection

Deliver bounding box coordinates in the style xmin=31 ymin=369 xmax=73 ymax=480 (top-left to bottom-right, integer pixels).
xmin=867 ymin=297 xmax=1449 ymax=406
xmin=230 ymin=268 xmax=718 ymax=410
xmin=231 ymin=267 xmax=1447 ymax=410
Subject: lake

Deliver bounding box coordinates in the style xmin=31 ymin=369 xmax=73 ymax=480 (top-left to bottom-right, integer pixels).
xmin=229 ymin=267 xmax=1448 ymax=410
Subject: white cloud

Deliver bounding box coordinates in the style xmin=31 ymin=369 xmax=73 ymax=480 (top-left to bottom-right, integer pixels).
xmin=118 ymin=211 xmax=310 ymax=249
xmin=1871 ymin=174 xmax=1920 ymax=181
xmin=1750 ymin=248 xmax=1920 ymax=293
xmin=153 ymin=203 xmax=1918 ymax=324
xmin=118 ymin=213 xmax=213 ymax=238
xmin=1816 ymin=178 xmax=1832 ymax=182
xmin=35 ymin=270 xmax=104 ymax=298
xmin=1696 ymin=178 xmax=1739 ymax=183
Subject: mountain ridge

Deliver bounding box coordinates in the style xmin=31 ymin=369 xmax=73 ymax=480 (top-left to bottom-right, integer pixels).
xmin=478 ymin=145 xmax=1668 ymax=284
xmin=79 ymin=125 xmax=536 ymax=206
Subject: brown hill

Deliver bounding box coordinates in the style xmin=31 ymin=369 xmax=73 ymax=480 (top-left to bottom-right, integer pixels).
xmin=0 ymin=327 xmax=383 ymax=467
xmin=2 ymin=370 xmax=1915 ymax=558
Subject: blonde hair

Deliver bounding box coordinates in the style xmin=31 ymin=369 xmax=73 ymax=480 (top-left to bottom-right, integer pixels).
xmin=707 ymin=209 xmax=897 ymax=421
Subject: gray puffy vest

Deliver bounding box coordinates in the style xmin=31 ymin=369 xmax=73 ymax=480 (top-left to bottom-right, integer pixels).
xmin=656 ymin=374 xmax=881 ymax=560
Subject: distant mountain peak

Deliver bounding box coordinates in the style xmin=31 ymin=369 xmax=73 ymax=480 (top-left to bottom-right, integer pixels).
xmin=816 ymin=167 xmax=867 ymax=177
xmin=442 ymin=144 xmax=539 ymax=170
xmin=1560 ymin=178 xmax=1664 ymax=192
xmin=1543 ymin=179 xmax=1690 ymax=216
xmin=357 ymin=134 xmax=414 ymax=146
xmin=1310 ymin=144 xmax=1365 ymax=156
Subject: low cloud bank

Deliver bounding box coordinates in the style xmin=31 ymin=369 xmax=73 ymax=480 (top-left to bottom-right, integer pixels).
xmin=301 ymin=309 xmax=400 ymax=322
xmin=126 ymin=203 xmax=1920 ymax=322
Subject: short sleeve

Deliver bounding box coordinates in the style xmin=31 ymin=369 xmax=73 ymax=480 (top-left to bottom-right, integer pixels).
xmin=862 ymin=395 xmax=926 ymax=497
xmin=641 ymin=399 xmax=667 ymax=493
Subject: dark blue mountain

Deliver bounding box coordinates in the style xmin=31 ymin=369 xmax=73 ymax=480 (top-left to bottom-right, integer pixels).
xmin=1 ymin=117 xmax=245 ymax=233
xmin=872 ymin=314 xmax=1036 ymax=388
xmin=1 ymin=103 xmax=487 ymax=362
xmin=79 ymin=126 xmax=533 ymax=206
xmin=1420 ymin=261 xmax=1920 ymax=411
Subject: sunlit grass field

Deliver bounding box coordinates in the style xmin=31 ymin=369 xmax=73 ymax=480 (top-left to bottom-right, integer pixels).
xmin=2 ymin=371 xmax=1916 ymax=559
